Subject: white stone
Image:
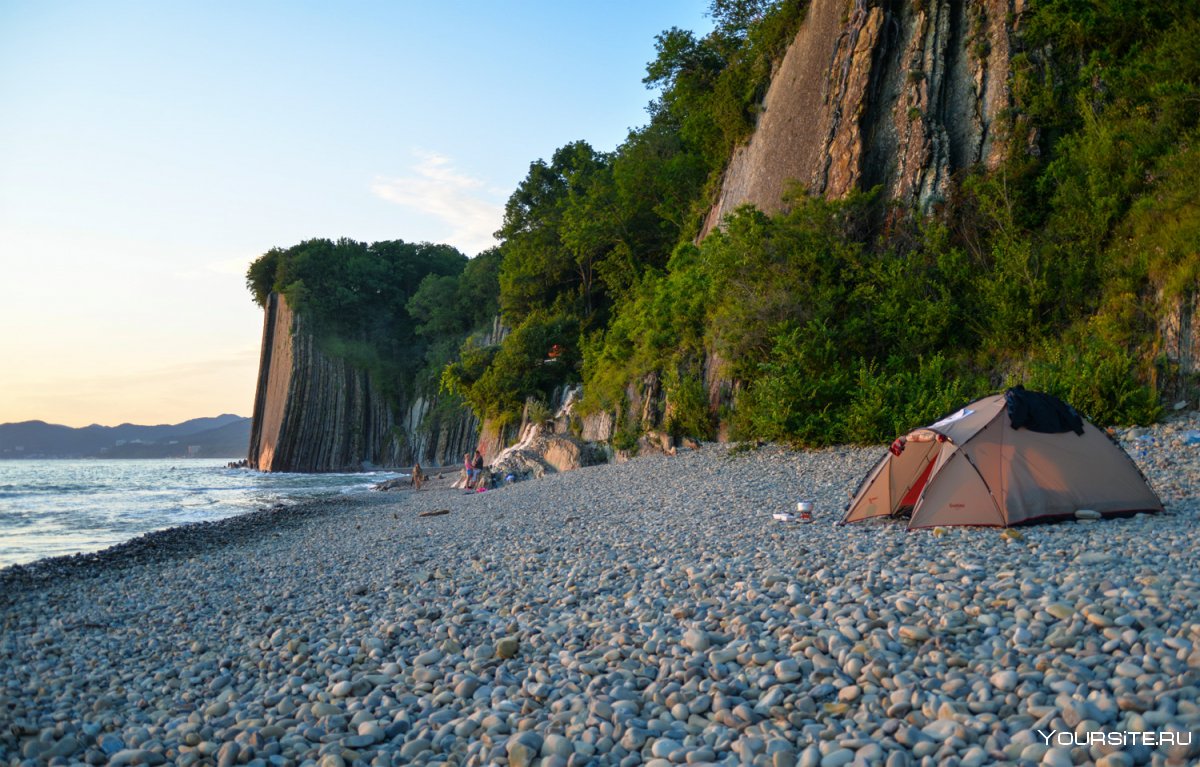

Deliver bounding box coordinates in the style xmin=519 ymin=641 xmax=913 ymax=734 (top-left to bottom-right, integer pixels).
xmin=682 ymin=628 xmax=710 ymax=652
xmin=990 ymin=670 xmax=1019 ymax=692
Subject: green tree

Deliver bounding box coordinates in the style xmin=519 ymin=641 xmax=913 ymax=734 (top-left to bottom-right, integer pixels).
xmin=497 ymin=141 xmax=611 ymax=322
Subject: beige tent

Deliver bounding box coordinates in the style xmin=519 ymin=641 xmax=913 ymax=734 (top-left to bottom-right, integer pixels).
xmin=842 ymin=392 xmax=1163 ymax=528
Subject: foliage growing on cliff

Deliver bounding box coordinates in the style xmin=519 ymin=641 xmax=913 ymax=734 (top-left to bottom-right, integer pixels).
xmin=407 ymin=246 xmax=502 ymax=373
xmin=245 ymin=237 xmax=471 ymax=403
xmin=442 ymin=0 xmax=810 ymax=427
xmin=645 ymin=0 xmax=809 ymax=191
xmin=437 ymin=0 xmax=1196 ymax=443
xmin=582 ymin=193 xmax=990 ymax=446
xmin=250 ymin=0 xmax=1198 ymax=448
xmin=440 ymin=311 xmax=580 ymax=424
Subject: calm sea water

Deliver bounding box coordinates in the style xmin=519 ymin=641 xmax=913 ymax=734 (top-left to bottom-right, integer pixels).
xmin=0 ymin=459 xmax=405 ymax=568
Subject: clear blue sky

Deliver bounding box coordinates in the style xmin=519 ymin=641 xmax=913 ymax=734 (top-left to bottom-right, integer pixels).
xmin=0 ymin=0 xmax=712 ymax=427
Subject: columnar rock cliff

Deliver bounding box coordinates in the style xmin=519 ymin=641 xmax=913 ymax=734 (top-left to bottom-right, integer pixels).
xmin=247 ymin=293 xmax=479 ymax=472
xmin=1162 ymin=290 xmax=1200 ymax=396
xmin=702 ymin=0 xmax=1018 ymax=235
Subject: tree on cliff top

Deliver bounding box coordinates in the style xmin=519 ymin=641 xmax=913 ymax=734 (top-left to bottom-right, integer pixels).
xmin=244 ymin=237 xmax=468 ymax=403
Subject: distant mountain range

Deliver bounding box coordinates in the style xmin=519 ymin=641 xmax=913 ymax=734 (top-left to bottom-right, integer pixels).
xmin=0 ymin=415 xmax=251 ymax=459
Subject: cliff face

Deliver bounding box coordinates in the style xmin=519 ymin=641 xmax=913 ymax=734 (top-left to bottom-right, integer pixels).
xmin=702 ymin=0 xmax=1018 ymax=235
xmin=1161 ymin=290 xmax=1200 ymax=397
xmin=248 ymin=293 xmax=479 ymax=472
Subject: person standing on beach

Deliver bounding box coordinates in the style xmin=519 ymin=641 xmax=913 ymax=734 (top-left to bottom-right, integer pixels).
xmin=471 ymin=449 xmax=484 ymax=489
xmin=463 ymin=453 xmax=474 ymax=489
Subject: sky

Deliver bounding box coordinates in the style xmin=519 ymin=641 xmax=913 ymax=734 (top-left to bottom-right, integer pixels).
xmin=0 ymin=0 xmax=712 ymax=428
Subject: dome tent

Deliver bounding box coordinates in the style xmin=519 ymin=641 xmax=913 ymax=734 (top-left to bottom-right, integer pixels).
xmin=841 ymin=388 xmax=1163 ymax=528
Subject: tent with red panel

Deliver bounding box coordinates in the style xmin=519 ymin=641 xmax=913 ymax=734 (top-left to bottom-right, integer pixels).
xmin=841 ymin=388 xmax=1162 ymax=528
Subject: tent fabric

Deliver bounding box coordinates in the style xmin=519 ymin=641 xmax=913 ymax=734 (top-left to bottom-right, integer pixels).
xmin=842 ymin=391 xmax=1163 ymax=528
xmin=906 ymin=451 xmax=1005 ymax=528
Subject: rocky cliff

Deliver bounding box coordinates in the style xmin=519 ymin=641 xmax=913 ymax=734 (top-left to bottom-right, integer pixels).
xmin=1161 ymin=290 xmax=1200 ymax=398
xmin=247 ymin=293 xmax=479 ymax=472
xmin=702 ymin=0 xmax=1018 ymax=235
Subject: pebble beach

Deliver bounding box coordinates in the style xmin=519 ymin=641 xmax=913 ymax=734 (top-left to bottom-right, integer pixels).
xmin=2 ymin=417 xmax=1199 ymax=767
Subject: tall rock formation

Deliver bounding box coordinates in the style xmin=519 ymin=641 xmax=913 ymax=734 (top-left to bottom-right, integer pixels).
xmin=248 ymin=293 xmax=479 ymax=472
xmin=702 ymin=0 xmax=1018 ymax=235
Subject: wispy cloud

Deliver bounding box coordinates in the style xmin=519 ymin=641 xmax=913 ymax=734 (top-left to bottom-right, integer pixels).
xmin=205 ymin=255 xmax=256 ymax=277
xmin=371 ymin=152 xmax=504 ymax=255
xmin=171 ymin=253 xmax=260 ymax=283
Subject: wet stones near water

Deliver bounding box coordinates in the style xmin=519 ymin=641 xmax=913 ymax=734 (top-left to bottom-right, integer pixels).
xmin=2 ymin=412 xmax=1199 ymax=766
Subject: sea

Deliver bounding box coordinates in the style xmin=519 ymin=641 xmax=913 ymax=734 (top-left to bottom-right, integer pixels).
xmin=0 ymin=459 xmax=406 ymax=568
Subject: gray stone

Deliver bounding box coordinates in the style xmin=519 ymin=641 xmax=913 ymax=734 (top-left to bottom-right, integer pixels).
xmin=774 ymin=658 xmax=801 ymax=682
xmin=543 ymin=734 xmax=573 ymax=758
xmin=921 ymin=721 xmax=958 ymax=742
xmin=507 ymin=740 xmax=536 ymax=767
xmin=798 ymin=745 xmax=821 ymax=767
xmin=108 ymin=750 xmax=167 ymax=767
xmin=1040 ymin=747 xmax=1073 ymax=767
xmin=99 ymin=735 xmax=125 ymax=756
xmin=399 ymin=739 xmax=432 ymax=759
xmin=682 ymin=628 xmax=710 ymax=652
xmin=496 ymin=637 xmax=520 ymax=659
xmin=990 ymin=670 xmax=1018 ymax=692
xmin=820 ymin=749 xmax=854 ymax=767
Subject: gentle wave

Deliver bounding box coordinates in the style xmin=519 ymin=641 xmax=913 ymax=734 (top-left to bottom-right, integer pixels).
xmin=0 ymin=459 xmax=406 ymax=568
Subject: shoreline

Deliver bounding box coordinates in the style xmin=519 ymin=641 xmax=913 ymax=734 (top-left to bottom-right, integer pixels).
xmin=0 ymin=461 xmax=442 ymax=576
xmin=0 ymin=494 xmax=379 ymax=595
xmin=2 ymin=426 xmax=1198 ymax=766
xmin=0 ymin=462 xmax=466 ymax=588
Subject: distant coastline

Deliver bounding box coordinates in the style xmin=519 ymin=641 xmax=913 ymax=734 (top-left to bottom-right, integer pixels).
xmin=0 ymin=453 xmax=243 ymax=460
xmin=0 ymin=414 xmax=250 ymax=460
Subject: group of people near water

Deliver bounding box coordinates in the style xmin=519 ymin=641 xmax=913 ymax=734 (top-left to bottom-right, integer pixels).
xmin=401 ymin=448 xmax=487 ymax=493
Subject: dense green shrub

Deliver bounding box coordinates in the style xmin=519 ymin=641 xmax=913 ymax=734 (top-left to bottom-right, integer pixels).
xmin=525 ymin=399 xmax=553 ymax=425
xmin=732 ymin=322 xmax=851 ymax=446
xmin=730 ymin=333 xmax=986 ymax=447
xmin=442 ymin=311 xmax=580 ymax=422
xmin=664 ymin=371 xmax=714 ymax=441
xmin=580 ymin=242 xmax=713 ymax=417
xmin=843 ymin=356 xmax=988 ymax=443
xmin=1016 ymin=335 xmax=1163 ymax=426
